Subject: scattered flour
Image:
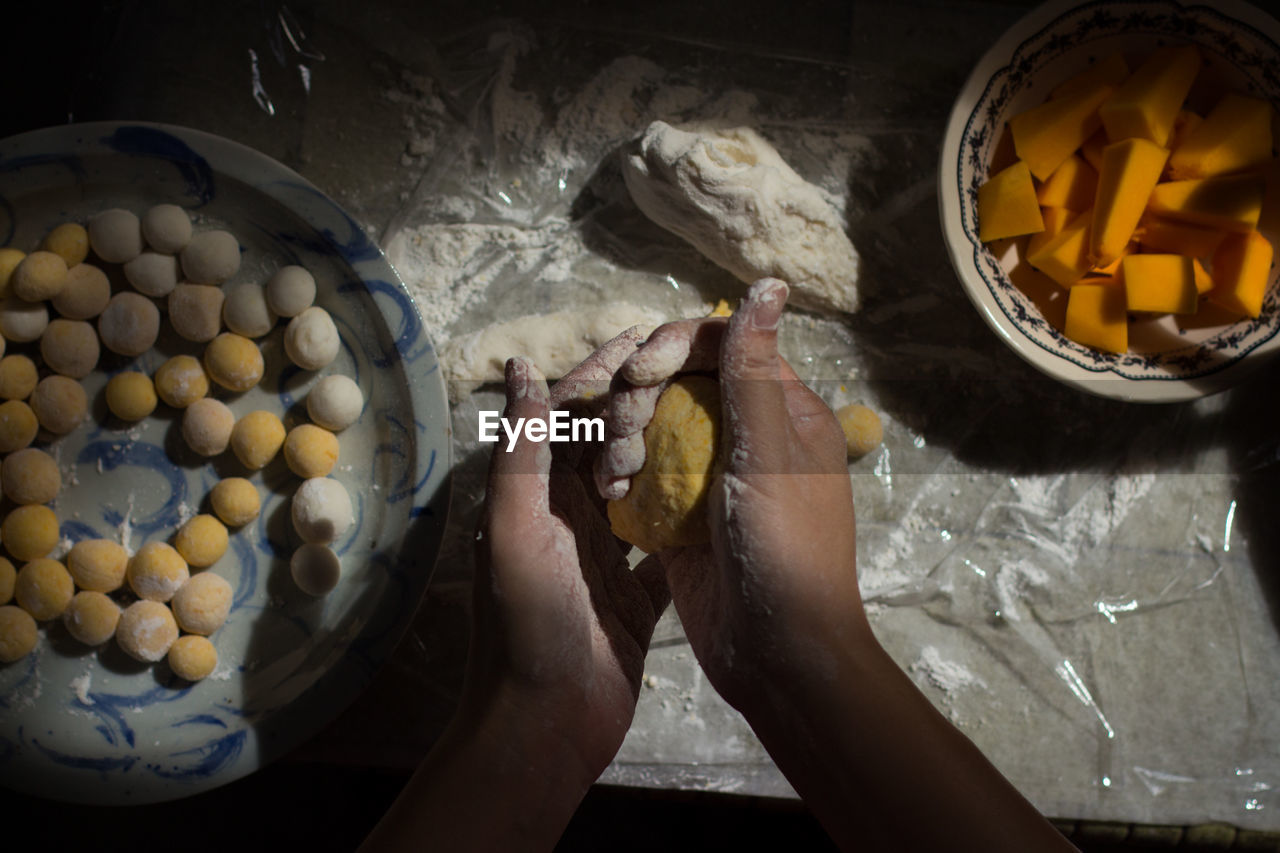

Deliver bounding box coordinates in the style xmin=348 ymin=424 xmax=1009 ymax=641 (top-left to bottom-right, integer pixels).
xmin=70 ymin=672 xmax=93 ymax=705
xmin=910 ymin=645 xmax=986 ymax=724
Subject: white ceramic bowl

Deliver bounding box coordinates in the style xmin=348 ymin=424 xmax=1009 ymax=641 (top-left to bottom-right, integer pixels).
xmin=939 ymin=0 xmax=1280 ymax=402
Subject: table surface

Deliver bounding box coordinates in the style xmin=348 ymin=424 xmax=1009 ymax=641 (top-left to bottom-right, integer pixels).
xmin=8 ymin=0 xmax=1280 ymax=832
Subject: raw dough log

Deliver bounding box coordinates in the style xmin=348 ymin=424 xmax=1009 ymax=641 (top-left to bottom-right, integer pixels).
xmin=623 ymin=120 xmax=860 ymax=314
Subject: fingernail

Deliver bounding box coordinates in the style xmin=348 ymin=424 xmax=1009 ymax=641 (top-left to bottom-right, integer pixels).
xmin=505 ymin=357 xmax=529 ymax=401
xmin=747 ymin=278 xmax=787 ymax=329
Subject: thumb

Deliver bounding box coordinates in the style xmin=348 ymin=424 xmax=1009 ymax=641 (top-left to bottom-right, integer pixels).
xmin=720 ymin=278 xmax=792 ymax=475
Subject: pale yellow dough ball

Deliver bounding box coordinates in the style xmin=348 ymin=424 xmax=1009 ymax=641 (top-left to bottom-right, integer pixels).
xmin=4 ymin=506 xmax=60 ymax=562
xmin=171 ymin=571 xmax=232 ymax=634
xmin=14 ymin=557 xmax=73 ymax=620
xmin=210 ymin=477 xmax=261 ymax=527
xmin=284 ymin=423 xmax=339 ymax=478
xmin=204 ymin=333 xmax=264 ymax=392
xmin=0 ymin=556 xmax=14 ymax=604
xmin=168 ymin=634 xmax=217 ymax=681
xmin=230 ymin=410 xmax=285 ymax=470
xmin=153 ymin=354 xmax=209 ymax=409
xmin=52 ymin=263 xmax=111 ymax=320
xmin=835 ymin=404 xmax=883 ymax=459
xmin=11 ymin=250 xmax=69 ymax=302
xmin=0 ymin=248 xmax=25 ymax=298
xmin=42 ymin=223 xmax=90 ymax=267
xmin=182 ymin=397 xmax=235 ymax=457
xmin=105 ymin=371 xmax=158 ymax=421
xmin=66 ymin=538 xmax=128 ymax=593
xmin=30 ymin=375 xmax=88 ymax=435
xmin=0 ymin=297 xmax=49 ymax=343
xmin=0 ymin=355 xmax=38 ymax=400
xmin=173 ymin=514 xmax=228 ymax=568
xmin=0 ymin=605 xmax=37 ymax=662
xmin=40 ymin=318 xmax=100 ymax=379
xmin=98 ymin=291 xmax=160 ymax=356
xmin=0 ymin=400 xmax=38 ymax=452
xmin=290 ymin=543 xmax=340 ymax=595
xmin=168 ymin=283 xmax=225 ymax=342
xmin=2 ymin=447 xmax=60 ymax=505
xmin=116 ymin=599 xmax=178 ymax=662
xmin=63 ymin=590 xmax=121 ymax=646
xmin=127 ymin=541 xmax=189 ymax=602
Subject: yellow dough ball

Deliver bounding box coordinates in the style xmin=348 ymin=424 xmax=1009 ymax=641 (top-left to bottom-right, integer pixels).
xmin=203 ymin=332 xmax=264 ymax=392
xmin=29 ymin=375 xmax=88 ymax=435
xmin=3 ymin=505 xmax=60 ymax=562
xmin=40 ymin=318 xmax=100 ymax=379
xmin=0 ymin=556 xmax=14 ymax=604
xmin=42 ymin=222 xmax=90 ymax=267
xmin=608 ymin=376 xmax=723 ymax=554
xmin=0 ymin=248 xmax=25 ymax=298
xmin=173 ymin=514 xmax=228 ymax=568
xmin=170 ymin=571 xmax=232 ymax=635
xmin=230 ymin=410 xmax=285 ymax=470
xmin=2 ymin=447 xmax=60 ymax=505
xmin=168 ymin=634 xmax=217 ymax=681
xmin=0 ymin=604 xmax=37 ymax=662
xmin=283 ymin=423 xmax=339 ymax=478
xmin=210 ymin=477 xmax=261 ymax=526
xmin=52 ymin=263 xmax=111 ymax=320
xmin=835 ymin=404 xmax=883 ymax=459
xmin=182 ymin=397 xmax=235 ymax=457
xmin=127 ymin=541 xmax=189 ymax=602
xmin=66 ymin=539 xmax=129 ymax=592
xmin=11 ymin=250 xmax=69 ymax=302
xmin=116 ymin=599 xmax=178 ymax=662
xmin=0 ymin=400 xmax=38 ymax=452
xmin=105 ymin=371 xmax=158 ymax=421
xmin=0 ymin=354 xmax=38 ymax=401
xmin=14 ymin=557 xmax=73 ymax=620
xmin=63 ymin=590 xmax=121 ymax=646
xmin=153 ymin=354 xmax=209 ymax=409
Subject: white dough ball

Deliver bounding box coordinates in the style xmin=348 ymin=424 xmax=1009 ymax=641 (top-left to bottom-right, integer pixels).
xmin=180 ymin=230 xmax=240 ymax=284
xmin=98 ymin=292 xmax=160 ymax=356
xmin=0 ymin=298 xmax=49 ymax=343
xmin=141 ymin=204 xmax=192 ymax=253
xmin=284 ymin=306 xmax=340 ymax=370
xmin=265 ymin=265 xmax=315 ymax=317
xmin=123 ymin=251 xmax=180 ymax=297
xmin=306 ymin=374 xmax=363 ymax=431
xmin=182 ymin=397 xmax=235 ymax=456
xmin=222 ymin=282 xmax=277 ymax=338
xmin=290 ymin=543 xmax=341 ymax=596
xmin=88 ymin=208 xmax=143 ymax=264
xmin=291 ymin=477 xmax=353 ymax=544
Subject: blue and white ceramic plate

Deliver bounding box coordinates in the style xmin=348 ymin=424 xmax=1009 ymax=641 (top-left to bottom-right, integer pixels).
xmin=0 ymin=123 xmax=450 ymax=803
xmin=939 ymin=0 xmax=1280 ymax=402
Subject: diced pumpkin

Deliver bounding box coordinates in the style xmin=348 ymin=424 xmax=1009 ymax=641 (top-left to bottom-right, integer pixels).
xmin=1010 ymin=82 xmax=1115 ymax=181
xmin=1090 ymin=241 xmax=1136 ymax=276
xmin=1167 ymin=109 xmax=1203 ymax=154
xmin=1091 ymin=138 xmax=1169 ymax=265
xmin=1080 ymin=127 xmax=1108 ymax=173
xmin=1098 ymin=45 xmax=1201 ymax=146
xmin=1192 ymin=258 xmax=1214 ymax=295
xmin=1027 ymin=208 xmax=1093 ymax=287
xmin=1036 ymin=154 xmax=1098 ymax=210
xmin=1133 ymin=215 xmax=1226 ymax=258
xmin=978 ymin=160 xmax=1045 ymax=242
xmin=1122 ymin=254 xmax=1198 ymax=314
xmin=1167 ymin=93 xmax=1274 ymax=179
xmin=1052 ymin=52 xmax=1129 ymax=100
xmin=1208 ymin=230 xmax=1274 ymax=318
xmin=1027 ymin=207 xmax=1074 ymax=258
xmin=1064 ymin=281 xmax=1128 ymax=353
xmin=1146 ymin=174 xmax=1265 ymax=232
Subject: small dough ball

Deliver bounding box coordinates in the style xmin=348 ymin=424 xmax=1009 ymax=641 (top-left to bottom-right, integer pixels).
xmin=284 ymin=423 xmax=339 ymax=478
xmin=0 ymin=557 xmax=13 ymax=604
xmin=210 ymin=477 xmax=261 ymax=526
xmin=0 ymin=297 xmax=49 ymax=343
xmin=0 ymin=605 xmax=37 ymax=662
xmin=0 ymin=355 xmax=37 ymax=400
xmin=168 ymin=634 xmax=217 ymax=681
xmin=170 ymin=571 xmax=232 ymax=634
xmin=291 ymin=477 xmax=354 ymax=544
xmin=2 ymin=447 xmax=60 ymax=505
xmin=230 ymin=409 xmax=285 ymax=470
xmin=116 ymin=599 xmax=178 ymax=662
xmin=266 ymin=265 xmax=315 ymax=317
xmin=836 ymin=404 xmax=883 ymax=459
xmin=173 ymin=514 xmax=228 ymax=568
xmin=0 ymin=400 xmax=38 ymax=452
xmin=42 ymin=223 xmax=90 ymax=268
xmin=290 ymin=543 xmax=341 ymax=595
xmin=63 ymin=590 xmax=121 ymax=646
xmin=153 ymin=354 xmax=208 ymax=408
xmin=11 ymin=250 xmax=69 ymax=302
xmin=105 ymin=371 xmax=158 ymax=421
xmin=123 ymin=251 xmax=180 ymax=298
xmin=204 ymin=332 xmax=264 ymax=392
xmin=284 ymin=306 xmax=340 ymax=370
xmin=30 ymin=375 xmax=88 ymax=435
xmin=0 ymin=248 xmax=25 ymax=298
xmin=52 ymin=263 xmax=111 ymax=320
xmin=223 ymin=282 xmax=277 ymax=338
xmin=66 ymin=538 xmax=128 ymax=592
xmin=168 ymin=283 xmax=225 ymax=342
xmin=180 ymin=230 xmax=240 ymax=284
xmin=14 ymin=557 xmax=73 ymax=620
xmin=98 ymin=291 xmax=160 ymax=356
xmin=142 ymin=204 xmax=192 ymax=253
xmin=127 ymin=541 xmax=189 ymax=602
xmin=3 ymin=505 xmax=60 ymax=562
xmin=182 ymin=397 xmax=235 ymax=457
xmin=88 ymin=208 xmax=143 ymax=264
xmin=307 ymin=375 xmax=363 ymax=431
xmin=40 ymin=318 xmax=100 ymax=379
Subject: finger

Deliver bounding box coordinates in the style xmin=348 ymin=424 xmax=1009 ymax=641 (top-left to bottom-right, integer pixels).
xmin=548 ymin=325 xmax=647 ymax=412
xmin=720 ymin=278 xmax=793 ymax=474
xmin=620 ymin=317 xmax=728 ymax=386
xmin=607 ymin=376 xmax=670 ymax=437
xmin=631 ymin=553 xmax=672 ymax=643
xmin=485 ymin=357 xmax=553 ymax=526
xmin=594 ymin=431 xmax=645 ymax=499
xmin=777 ymin=357 xmax=848 ymax=468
